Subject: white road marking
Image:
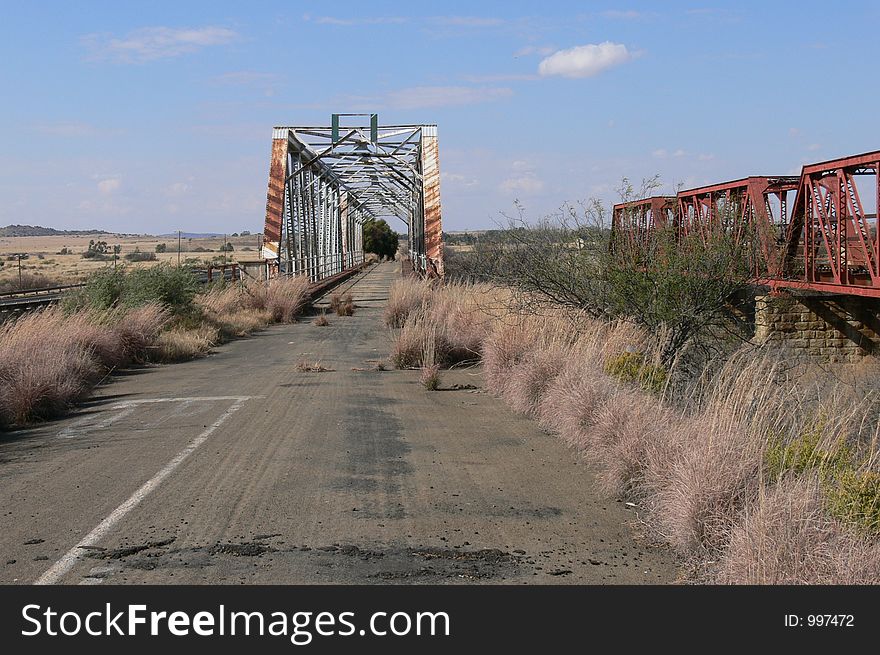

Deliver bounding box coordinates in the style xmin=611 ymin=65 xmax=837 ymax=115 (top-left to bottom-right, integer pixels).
xmin=112 ymin=396 xmax=256 ymax=408
xmin=34 ymin=398 xmax=248 ymax=585
xmin=57 ymin=406 xmax=138 ymax=439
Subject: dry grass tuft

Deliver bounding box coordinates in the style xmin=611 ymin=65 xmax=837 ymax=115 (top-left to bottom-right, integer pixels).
xmin=504 ymin=346 xmax=567 ymax=416
xmin=314 ymin=312 xmax=330 ymax=326
xmin=297 ymin=359 xmax=333 ymax=372
xmin=419 ymin=364 xmax=442 ymax=390
xmin=0 ymin=304 xmax=172 ymax=427
xmin=335 ymin=293 xmax=354 ymax=316
xmin=384 ymin=279 xmax=433 ymax=328
xmin=155 ymin=325 xmax=218 ymax=362
xmin=716 ymin=476 xmax=880 ymax=584
xmin=265 ymin=276 xmax=310 ymax=323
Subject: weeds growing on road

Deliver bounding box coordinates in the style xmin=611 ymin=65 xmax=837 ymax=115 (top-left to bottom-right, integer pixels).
xmin=386 ymin=277 xmax=880 ymax=584
xmin=330 ymin=292 xmax=355 ymax=316
xmin=419 ymin=364 xmax=441 ymax=390
xmin=297 ymin=359 xmax=333 ymax=372
xmin=314 ymin=312 xmax=329 ymax=326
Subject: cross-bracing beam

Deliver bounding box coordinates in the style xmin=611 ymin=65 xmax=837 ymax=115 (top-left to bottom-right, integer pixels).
xmin=262 ymin=114 xmax=444 ymax=280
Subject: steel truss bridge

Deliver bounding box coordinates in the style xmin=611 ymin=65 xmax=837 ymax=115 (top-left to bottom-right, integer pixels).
xmin=612 ymin=150 xmax=880 ymax=298
xmin=261 ymin=114 xmax=443 ymax=281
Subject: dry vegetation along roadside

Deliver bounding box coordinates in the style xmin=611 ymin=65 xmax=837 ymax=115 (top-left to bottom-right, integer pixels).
xmin=384 ymin=277 xmax=880 ymax=584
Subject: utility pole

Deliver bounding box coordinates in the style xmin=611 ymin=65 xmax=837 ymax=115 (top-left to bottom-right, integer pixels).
xmin=223 ymin=233 xmax=228 ymax=266
xmin=177 ymin=230 xmax=182 ymax=267
xmin=16 ymin=253 xmax=23 ymax=289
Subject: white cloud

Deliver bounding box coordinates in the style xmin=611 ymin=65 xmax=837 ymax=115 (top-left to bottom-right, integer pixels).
xmin=698 ymin=153 xmax=715 ymax=161
xmin=807 ymin=143 xmax=821 ymax=151
xmin=538 ymin=42 xmax=634 ymax=78
xmin=672 ymin=149 xmax=686 ymax=158
xmin=442 ymin=172 xmax=479 ymax=188
xmin=652 ymin=149 xmax=668 ymax=159
xmin=501 ymin=175 xmax=544 ymax=194
xmin=83 ymin=26 xmax=238 ymax=63
xmin=97 ymin=178 xmax=120 ymax=195
xmin=385 ymin=86 xmax=512 ymax=109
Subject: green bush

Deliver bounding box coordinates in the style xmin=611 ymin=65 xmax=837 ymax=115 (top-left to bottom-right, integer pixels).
xmin=604 ymin=351 xmax=667 ymax=394
xmin=124 ymin=249 xmax=157 ymax=262
xmin=765 ymin=421 xmax=852 ymax=482
xmin=764 ymin=421 xmax=880 ymax=535
xmin=68 ymin=264 xmax=199 ymax=315
xmin=826 ymin=469 xmax=880 ymax=536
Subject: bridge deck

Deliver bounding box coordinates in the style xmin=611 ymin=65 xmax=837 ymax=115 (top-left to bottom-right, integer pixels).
xmin=0 ymin=262 xmax=675 ymax=585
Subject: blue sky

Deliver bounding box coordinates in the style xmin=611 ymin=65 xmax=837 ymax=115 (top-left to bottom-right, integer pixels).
xmin=1 ymin=1 xmax=878 ymax=234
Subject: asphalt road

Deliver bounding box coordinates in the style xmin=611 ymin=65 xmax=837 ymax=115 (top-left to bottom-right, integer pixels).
xmin=0 ymin=263 xmax=677 ymax=584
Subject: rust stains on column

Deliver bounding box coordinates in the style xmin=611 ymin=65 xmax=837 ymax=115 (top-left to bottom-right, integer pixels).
xmin=262 ymin=130 xmax=289 ymax=267
xmin=421 ymin=127 xmax=444 ymax=277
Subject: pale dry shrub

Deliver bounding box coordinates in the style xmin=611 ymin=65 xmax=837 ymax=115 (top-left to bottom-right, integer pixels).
xmin=420 ymin=364 xmax=441 ymax=390
xmin=0 ymin=343 xmax=96 ymax=426
xmin=197 ymin=284 xmax=272 ymax=337
xmin=384 ymin=278 xmax=433 ymax=328
xmin=648 ymin=415 xmax=762 ymax=555
xmin=0 ymin=308 xmax=104 ymax=425
xmin=585 ymin=389 xmax=672 ymax=499
xmin=537 ymin=357 xmax=614 ymax=440
xmin=264 ymin=276 xmax=310 ymax=323
xmin=314 ymin=312 xmax=329 ymax=326
xmin=482 ymin=313 xmax=576 ymax=397
xmin=390 ymin=309 xmax=450 ymax=369
xmin=113 ymin=303 xmax=169 ymax=360
xmin=218 ymin=308 xmax=273 ymax=336
xmin=482 ymin=321 xmax=540 ymax=396
xmin=504 ymin=345 xmax=567 ymax=416
xmin=197 ymin=284 xmax=244 ymax=316
xmin=155 ymin=325 xmax=218 ymax=362
xmin=716 ymin=476 xmax=880 ymax=584
xmin=429 ymin=284 xmax=496 ymax=362
xmin=643 ymin=356 xmax=786 ymax=555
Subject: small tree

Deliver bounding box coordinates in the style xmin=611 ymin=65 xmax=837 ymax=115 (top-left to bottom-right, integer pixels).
xmin=363 ymin=219 xmax=398 ymax=259
xmin=155 ymin=243 xmax=167 ymax=253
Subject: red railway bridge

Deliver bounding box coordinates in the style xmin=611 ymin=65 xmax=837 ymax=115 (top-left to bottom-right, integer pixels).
xmin=612 ymin=150 xmax=880 ymax=298
xmin=612 ymin=150 xmax=880 ymax=358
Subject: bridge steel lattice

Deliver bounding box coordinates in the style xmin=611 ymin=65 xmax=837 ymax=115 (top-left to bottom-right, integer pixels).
xmin=262 ymin=114 xmax=443 ymax=281
xmin=612 ymin=150 xmax=880 ymax=298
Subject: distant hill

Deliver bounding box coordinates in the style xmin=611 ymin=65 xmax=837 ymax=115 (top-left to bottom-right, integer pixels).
xmin=0 ymin=224 xmax=110 ymax=237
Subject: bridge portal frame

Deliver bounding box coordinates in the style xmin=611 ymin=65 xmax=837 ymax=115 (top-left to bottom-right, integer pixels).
xmin=262 ymin=115 xmax=443 ymax=281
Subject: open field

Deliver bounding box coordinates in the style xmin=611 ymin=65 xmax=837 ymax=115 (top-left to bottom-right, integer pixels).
xmin=0 ymin=233 xmax=264 ymax=288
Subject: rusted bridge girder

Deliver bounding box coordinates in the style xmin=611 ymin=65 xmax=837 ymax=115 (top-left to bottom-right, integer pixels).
xmin=262 ymin=114 xmax=444 ymax=280
xmin=612 ymin=150 xmax=880 ymax=298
